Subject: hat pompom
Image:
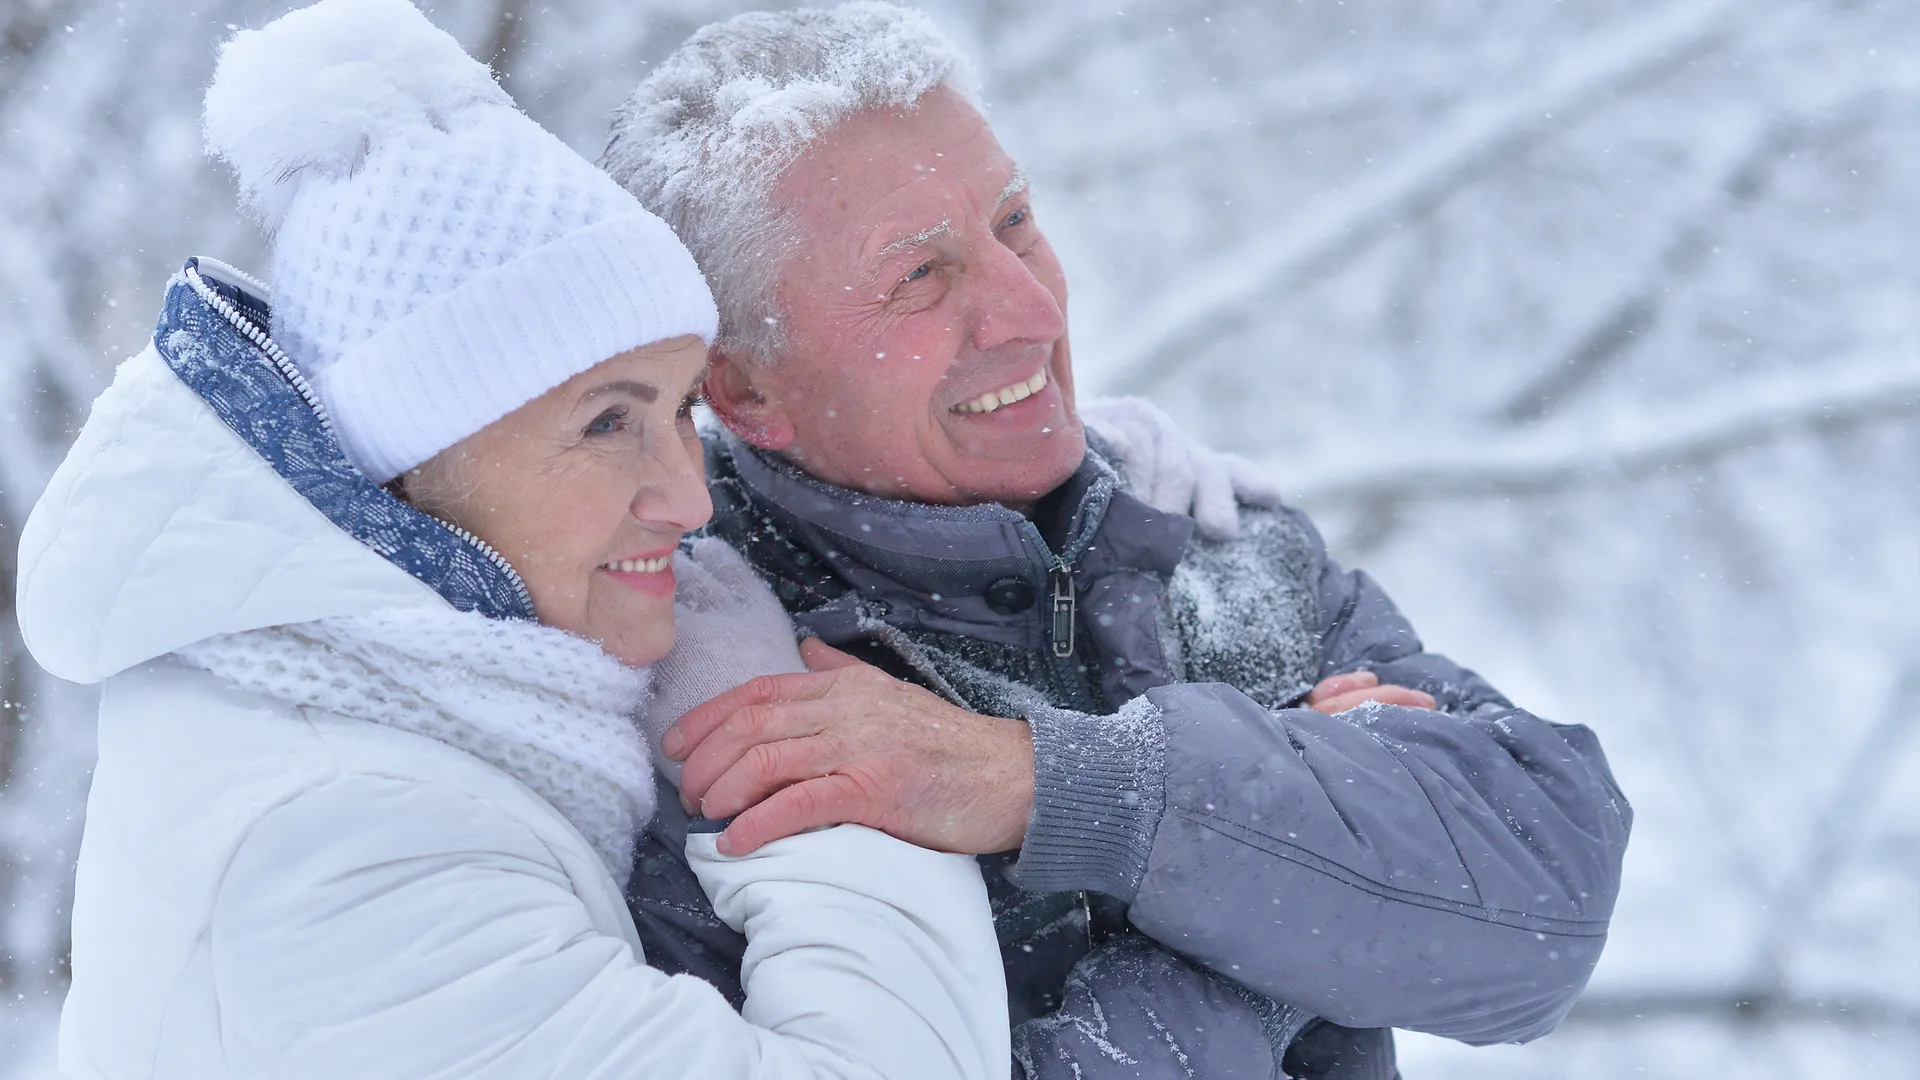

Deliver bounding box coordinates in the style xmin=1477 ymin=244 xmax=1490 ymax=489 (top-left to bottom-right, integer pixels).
xmin=203 ymin=0 xmax=511 ymax=229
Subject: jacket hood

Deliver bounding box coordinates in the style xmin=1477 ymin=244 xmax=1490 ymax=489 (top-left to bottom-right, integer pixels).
xmin=16 ymin=258 xmax=534 ymax=685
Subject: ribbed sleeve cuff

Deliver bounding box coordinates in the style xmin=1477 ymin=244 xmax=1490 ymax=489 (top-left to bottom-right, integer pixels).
xmin=1009 ymin=695 xmax=1168 ymax=902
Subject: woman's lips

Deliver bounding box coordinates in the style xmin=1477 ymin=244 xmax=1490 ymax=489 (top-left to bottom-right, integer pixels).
xmin=599 ymin=549 xmax=677 ymax=596
xmin=602 ymin=555 xmax=671 ymax=574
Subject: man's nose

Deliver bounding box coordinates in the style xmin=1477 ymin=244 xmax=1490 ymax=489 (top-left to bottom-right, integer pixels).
xmin=970 ymin=241 xmax=1064 ymax=353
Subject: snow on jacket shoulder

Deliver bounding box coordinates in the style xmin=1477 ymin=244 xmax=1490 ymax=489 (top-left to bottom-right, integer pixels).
xmin=16 ymin=265 xmax=1008 ymax=1080
xmin=701 ymin=425 xmax=1630 ymax=1071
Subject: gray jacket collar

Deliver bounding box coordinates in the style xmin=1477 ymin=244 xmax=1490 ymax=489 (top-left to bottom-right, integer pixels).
xmin=717 ymin=432 xmax=1193 ymax=668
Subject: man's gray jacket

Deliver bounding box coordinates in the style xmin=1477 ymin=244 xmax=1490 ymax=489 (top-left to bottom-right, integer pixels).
xmin=627 ymin=432 xmax=1631 ymax=1079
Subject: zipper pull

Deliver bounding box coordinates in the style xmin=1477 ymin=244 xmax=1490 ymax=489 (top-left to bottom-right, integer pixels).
xmin=1050 ymin=564 xmax=1076 ymax=658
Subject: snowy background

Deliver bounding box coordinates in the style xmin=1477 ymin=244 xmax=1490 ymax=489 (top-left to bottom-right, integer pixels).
xmin=4 ymin=1 xmax=1918 ymax=1076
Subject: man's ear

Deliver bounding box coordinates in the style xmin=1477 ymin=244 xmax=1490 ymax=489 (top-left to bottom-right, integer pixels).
xmin=704 ymin=348 xmax=796 ymax=451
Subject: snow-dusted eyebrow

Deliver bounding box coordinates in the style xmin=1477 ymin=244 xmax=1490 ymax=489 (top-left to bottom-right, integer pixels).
xmin=880 ymin=218 xmax=953 ymax=256
xmin=997 ymin=167 xmax=1030 ymax=206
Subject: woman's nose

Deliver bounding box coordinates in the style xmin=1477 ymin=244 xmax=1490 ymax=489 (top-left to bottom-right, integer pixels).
xmin=635 ymin=430 xmax=714 ymax=532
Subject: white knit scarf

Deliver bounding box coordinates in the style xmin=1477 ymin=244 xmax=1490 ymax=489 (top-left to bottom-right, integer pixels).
xmin=177 ymin=605 xmax=655 ymax=886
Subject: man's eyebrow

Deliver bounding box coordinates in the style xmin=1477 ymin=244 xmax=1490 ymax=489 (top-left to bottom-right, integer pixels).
xmin=579 ymin=379 xmax=660 ymax=405
xmin=880 ymin=218 xmax=953 ymax=256
xmin=997 ymin=166 xmax=1031 ymax=206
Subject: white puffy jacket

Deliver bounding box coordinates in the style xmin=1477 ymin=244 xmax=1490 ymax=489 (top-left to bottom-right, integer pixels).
xmin=14 ymin=264 xmax=1009 ymax=1080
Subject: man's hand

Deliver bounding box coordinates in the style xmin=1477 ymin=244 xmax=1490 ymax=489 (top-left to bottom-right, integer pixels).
xmin=1306 ymin=670 xmax=1436 ymax=714
xmin=661 ymin=638 xmax=1036 ymax=857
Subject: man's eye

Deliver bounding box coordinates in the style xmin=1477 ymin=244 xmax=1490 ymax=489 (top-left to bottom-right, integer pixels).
xmin=585 ymin=407 xmax=627 ymax=436
xmin=903 ymin=263 xmax=933 ymax=283
xmin=1001 ymin=208 xmax=1029 ymax=229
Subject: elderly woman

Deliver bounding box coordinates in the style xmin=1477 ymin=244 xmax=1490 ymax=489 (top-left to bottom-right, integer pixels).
xmin=12 ymin=2 xmax=1006 ymax=1077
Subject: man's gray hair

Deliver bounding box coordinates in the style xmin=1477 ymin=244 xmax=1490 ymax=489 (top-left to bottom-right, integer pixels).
xmin=601 ymin=2 xmax=980 ymax=366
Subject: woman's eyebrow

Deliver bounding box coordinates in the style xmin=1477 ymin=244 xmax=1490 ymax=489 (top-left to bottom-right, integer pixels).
xmin=580 ymin=380 xmax=660 ymax=405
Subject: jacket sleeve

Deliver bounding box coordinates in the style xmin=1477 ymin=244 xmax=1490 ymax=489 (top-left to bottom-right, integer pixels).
xmin=210 ymin=773 xmax=1007 ymax=1079
xmin=1010 ymin=936 xmax=1305 ymax=1080
xmin=1009 ymin=935 xmax=1404 ymax=1080
xmin=1011 ymin=514 xmax=1631 ymax=1046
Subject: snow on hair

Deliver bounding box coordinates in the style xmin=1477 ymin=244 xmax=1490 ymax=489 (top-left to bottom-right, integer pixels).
xmin=601 ymin=1 xmax=980 ymax=366
xmin=203 ymin=0 xmax=510 ymax=230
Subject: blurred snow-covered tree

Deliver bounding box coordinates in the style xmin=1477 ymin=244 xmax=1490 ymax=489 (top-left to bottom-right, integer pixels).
xmin=3 ymin=2 xmax=1915 ymax=1077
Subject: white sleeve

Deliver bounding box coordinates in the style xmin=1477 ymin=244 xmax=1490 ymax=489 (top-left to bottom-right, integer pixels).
xmin=691 ymin=825 xmax=1010 ymax=1080
xmin=210 ymin=773 xmax=1006 ymax=1080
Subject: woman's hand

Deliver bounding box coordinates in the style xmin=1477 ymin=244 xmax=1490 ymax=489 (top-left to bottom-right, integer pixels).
xmin=1079 ymin=395 xmax=1281 ymax=540
xmin=663 ymin=638 xmax=1036 ymax=857
xmin=643 ymin=538 xmax=808 ymax=783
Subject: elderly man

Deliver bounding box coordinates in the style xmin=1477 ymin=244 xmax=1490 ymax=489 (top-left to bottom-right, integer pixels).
xmin=606 ymin=5 xmax=1631 ymax=1077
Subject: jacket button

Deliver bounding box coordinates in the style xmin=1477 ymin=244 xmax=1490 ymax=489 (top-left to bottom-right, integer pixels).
xmin=984 ymin=577 xmax=1038 ymax=615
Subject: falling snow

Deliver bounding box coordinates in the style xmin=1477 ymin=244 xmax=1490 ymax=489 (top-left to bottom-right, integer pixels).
xmin=4 ymin=2 xmax=1919 ymax=1077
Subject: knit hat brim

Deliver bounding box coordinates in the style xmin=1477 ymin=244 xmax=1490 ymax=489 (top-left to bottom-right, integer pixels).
xmin=315 ymin=211 xmax=719 ymax=484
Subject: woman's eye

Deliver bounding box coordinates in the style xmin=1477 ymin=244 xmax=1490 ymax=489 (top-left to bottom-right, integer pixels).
xmin=584 ymin=407 xmax=627 ymax=436
xmin=676 ymin=393 xmax=703 ymax=420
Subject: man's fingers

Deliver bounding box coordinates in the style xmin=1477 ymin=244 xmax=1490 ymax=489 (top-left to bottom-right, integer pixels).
xmin=1311 ymin=685 xmax=1438 ymax=715
xmin=677 ymin=697 xmax=840 ymax=807
xmin=663 ymin=669 xmax=836 ymax=760
xmin=718 ymin=773 xmax=872 ymax=856
xmin=1380 ymin=687 xmax=1439 ymax=710
xmin=697 ymin=733 xmax=838 ymax=820
xmin=1309 ymin=671 xmax=1380 ymax=703
xmin=1310 ymin=689 xmax=1371 ymax=715
xmin=664 ymin=678 xmax=780 ymax=760
xmin=799 ymin=636 xmax=866 ymax=673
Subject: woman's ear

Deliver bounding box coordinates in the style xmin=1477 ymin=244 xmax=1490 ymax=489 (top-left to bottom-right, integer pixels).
xmin=704 ymin=349 xmax=796 ymax=451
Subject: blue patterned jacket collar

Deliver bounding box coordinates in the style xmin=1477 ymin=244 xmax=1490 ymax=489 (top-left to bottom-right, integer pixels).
xmin=154 ymin=258 xmax=535 ymax=622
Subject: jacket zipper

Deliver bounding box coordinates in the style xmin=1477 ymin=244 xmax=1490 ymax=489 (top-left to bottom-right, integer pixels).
xmin=1049 ymin=561 xmax=1076 ymax=658
xmin=184 ymin=259 xmax=334 ymax=434
xmin=1021 ymin=538 xmax=1099 ymax=957
xmin=1017 ymin=521 xmax=1098 ymax=714
xmin=182 ymin=258 xmax=536 ymax=618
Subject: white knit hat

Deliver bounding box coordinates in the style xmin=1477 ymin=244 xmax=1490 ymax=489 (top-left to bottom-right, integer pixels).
xmin=203 ymin=0 xmax=718 ymax=484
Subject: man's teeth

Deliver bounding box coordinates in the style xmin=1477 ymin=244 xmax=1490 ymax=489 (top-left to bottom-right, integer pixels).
xmin=954 ymin=367 xmax=1048 ymax=414
xmin=604 ymin=556 xmax=671 ymax=573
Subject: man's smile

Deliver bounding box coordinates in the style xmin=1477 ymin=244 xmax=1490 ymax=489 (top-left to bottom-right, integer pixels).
xmin=950 ymin=365 xmax=1048 ymax=414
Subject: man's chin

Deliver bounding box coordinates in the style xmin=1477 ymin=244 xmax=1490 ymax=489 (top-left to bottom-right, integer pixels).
xmin=951 ymin=425 xmax=1088 ymax=509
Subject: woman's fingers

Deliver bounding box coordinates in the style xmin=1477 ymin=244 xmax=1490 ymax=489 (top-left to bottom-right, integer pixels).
xmin=1227 ymin=455 xmax=1282 ymax=507
xmin=1148 ymin=449 xmax=1197 ymax=523
xmin=1190 ymin=453 xmax=1243 ymax=540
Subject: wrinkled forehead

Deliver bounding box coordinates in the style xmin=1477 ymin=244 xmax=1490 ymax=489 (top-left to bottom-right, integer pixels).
xmin=776 ymin=89 xmax=1020 ymax=247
